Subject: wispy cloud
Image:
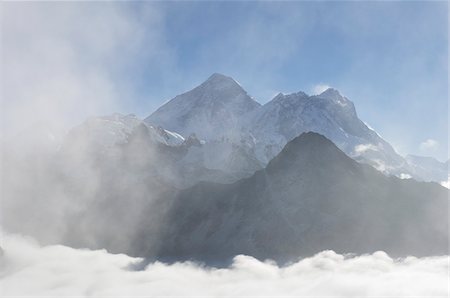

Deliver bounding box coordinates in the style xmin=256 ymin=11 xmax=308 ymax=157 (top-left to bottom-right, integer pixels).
xmin=354 ymin=143 xmax=379 ymax=154
xmin=419 ymin=139 xmax=439 ymax=152
xmin=311 ymin=83 xmax=331 ymax=95
xmin=0 ymin=2 xmax=170 ymax=138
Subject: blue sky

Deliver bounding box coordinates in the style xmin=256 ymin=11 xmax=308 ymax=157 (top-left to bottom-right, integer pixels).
xmin=2 ymin=1 xmax=448 ymax=160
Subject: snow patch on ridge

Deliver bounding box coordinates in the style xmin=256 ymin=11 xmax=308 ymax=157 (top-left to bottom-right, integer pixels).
xmin=399 ymin=173 xmax=412 ymax=179
xmin=440 ymin=176 xmax=450 ymax=189
xmin=354 ymin=143 xmax=379 ymax=154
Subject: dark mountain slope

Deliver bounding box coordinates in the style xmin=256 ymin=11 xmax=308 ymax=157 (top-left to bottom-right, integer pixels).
xmin=157 ymin=132 xmax=448 ymax=264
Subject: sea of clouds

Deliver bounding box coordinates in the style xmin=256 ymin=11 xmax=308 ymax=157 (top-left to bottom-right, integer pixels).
xmin=1 ymin=232 xmax=448 ymax=297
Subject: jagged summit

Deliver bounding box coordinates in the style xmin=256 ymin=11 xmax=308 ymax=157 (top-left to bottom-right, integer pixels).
xmin=270 ymin=88 xmax=349 ymax=105
xmin=273 ymin=92 xmax=284 ymax=99
xmin=316 ymin=87 xmax=351 ymax=106
xmin=320 ymin=87 xmax=341 ymax=96
xmin=271 ymin=91 xmax=308 ymax=102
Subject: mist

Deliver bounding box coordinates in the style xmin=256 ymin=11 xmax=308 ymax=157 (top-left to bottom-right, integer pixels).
xmin=0 ymin=1 xmax=180 ymax=254
xmin=1 ymin=114 xmax=185 ymax=256
xmin=0 ymin=2 xmax=170 ymax=138
xmin=1 ymin=232 xmax=448 ymax=297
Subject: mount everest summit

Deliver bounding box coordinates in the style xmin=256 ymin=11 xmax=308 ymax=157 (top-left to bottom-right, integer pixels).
xmin=146 ymin=73 xmax=261 ymax=141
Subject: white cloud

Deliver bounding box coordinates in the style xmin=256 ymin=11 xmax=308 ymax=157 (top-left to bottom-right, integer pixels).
xmin=354 ymin=143 xmax=379 ymax=154
xmin=311 ymin=83 xmax=330 ymax=95
xmin=1 ymin=233 xmax=448 ymax=297
xmin=420 ymin=139 xmax=439 ymax=151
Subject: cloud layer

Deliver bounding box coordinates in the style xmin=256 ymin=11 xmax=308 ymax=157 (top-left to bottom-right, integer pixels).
xmin=1 ymin=233 xmax=448 ymax=297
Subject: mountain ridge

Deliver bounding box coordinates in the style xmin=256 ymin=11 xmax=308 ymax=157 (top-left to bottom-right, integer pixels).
xmin=155 ymin=131 xmax=448 ymax=264
xmin=144 ymin=73 xmax=416 ymax=180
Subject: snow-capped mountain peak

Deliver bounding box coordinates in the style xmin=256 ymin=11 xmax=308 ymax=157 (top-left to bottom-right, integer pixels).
xmin=319 ymin=87 xmax=342 ymax=98
xmin=203 ymin=73 xmax=243 ymax=91
xmin=61 ymin=113 xmax=185 ymax=153
xmin=317 ymin=87 xmax=350 ymax=106
xmin=145 ymin=73 xmax=261 ymax=140
xmin=271 ymin=91 xmax=308 ymax=104
xmin=142 ymin=73 xmax=442 ymax=182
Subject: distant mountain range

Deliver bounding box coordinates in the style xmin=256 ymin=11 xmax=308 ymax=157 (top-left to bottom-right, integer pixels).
xmin=2 ymin=73 xmax=448 ymax=264
xmin=145 ymin=73 xmax=448 ymax=184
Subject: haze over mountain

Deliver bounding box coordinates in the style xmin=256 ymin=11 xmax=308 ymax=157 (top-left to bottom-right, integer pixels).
xmin=10 ymin=73 xmax=443 ymax=186
xmin=406 ymin=154 xmax=449 ymax=184
xmin=6 ymin=128 xmax=445 ymax=263
xmin=2 ymin=73 xmax=447 ymax=266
